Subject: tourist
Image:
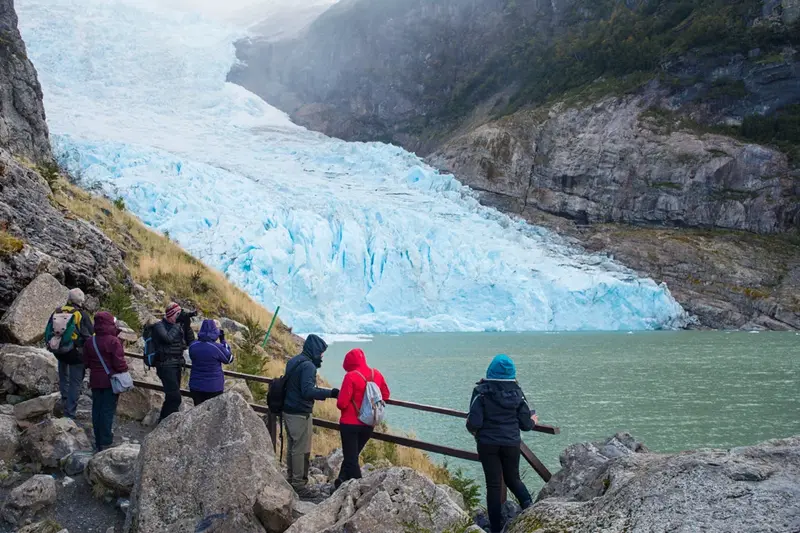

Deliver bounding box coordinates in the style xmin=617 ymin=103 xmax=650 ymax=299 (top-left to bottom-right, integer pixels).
xmin=334 ymin=348 xmax=390 ymax=487
xmin=188 ymin=319 xmax=233 ymax=405
xmin=83 ymin=311 xmax=128 ymax=452
xmin=152 ymin=302 xmax=196 ymax=421
xmin=466 ymin=354 xmax=537 ymax=533
xmin=45 ymin=288 xmax=94 ymax=419
xmin=283 ymin=334 xmax=338 ymax=495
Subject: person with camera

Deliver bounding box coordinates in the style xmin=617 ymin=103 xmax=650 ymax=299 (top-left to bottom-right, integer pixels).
xmin=152 ymin=302 xmax=196 ymax=421
xmin=188 ymin=319 xmax=233 ymax=406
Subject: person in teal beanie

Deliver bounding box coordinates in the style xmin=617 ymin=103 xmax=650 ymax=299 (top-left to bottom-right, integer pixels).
xmin=466 ymin=354 xmax=538 ymax=533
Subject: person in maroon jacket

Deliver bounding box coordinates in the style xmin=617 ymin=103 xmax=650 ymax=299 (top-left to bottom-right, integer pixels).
xmin=83 ymin=311 xmax=129 ymax=452
xmin=334 ymin=348 xmax=390 ymax=487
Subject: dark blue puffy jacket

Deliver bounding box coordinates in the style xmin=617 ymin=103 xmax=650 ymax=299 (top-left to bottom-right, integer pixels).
xmin=466 ymin=380 xmax=534 ymax=446
xmin=188 ymin=320 xmax=233 ymax=393
xmin=283 ymin=335 xmax=333 ymax=415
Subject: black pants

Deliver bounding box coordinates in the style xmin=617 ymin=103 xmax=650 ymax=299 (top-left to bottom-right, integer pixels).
xmin=478 ymin=443 xmax=533 ymax=533
xmin=156 ymin=365 xmax=183 ymax=421
xmin=336 ymin=424 xmax=374 ymax=486
xmin=191 ymin=390 xmax=223 ymax=406
xmin=91 ymin=388 xmax=119 ymax=451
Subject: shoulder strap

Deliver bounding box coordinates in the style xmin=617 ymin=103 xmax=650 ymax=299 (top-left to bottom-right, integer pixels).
xmin=353 ymin=370 xmax=368 ymax=382
xmin=93 ymin=337 xmax=112 ymax=376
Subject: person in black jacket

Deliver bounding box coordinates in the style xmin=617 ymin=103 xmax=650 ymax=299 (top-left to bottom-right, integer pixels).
xmin=466 ymin=354 xmax=537 ymax=533
xmin=283 ymin=334 xmax=338 ymax=494
xmin=152 ymin=302 xmax=195 ymax=422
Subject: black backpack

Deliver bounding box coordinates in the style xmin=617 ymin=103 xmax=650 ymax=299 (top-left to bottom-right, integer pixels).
xmin=142 ymin=323 xmax=159 ymax=370
xmin=266 ymin=360 xmax=302 ymax=414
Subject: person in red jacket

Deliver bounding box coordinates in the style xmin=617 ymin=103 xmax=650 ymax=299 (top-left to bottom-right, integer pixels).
xmin=335 ymin=348 xmax=390 ymax=487
xmin=83 ymin=311 xmax=129 ymax=452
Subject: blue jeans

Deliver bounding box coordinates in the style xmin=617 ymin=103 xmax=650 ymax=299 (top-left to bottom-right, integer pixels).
xmin=91 ymin=388 xmax=118 ymax=451
xmin=58 ymin=361 xmax=84 ymax=418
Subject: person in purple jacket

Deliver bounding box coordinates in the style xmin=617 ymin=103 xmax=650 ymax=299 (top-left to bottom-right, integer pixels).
xmin=188 ymin=319 xmax=234 ymax=406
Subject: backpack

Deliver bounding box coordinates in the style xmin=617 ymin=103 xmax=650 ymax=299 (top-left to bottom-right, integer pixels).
xmin=45 ymin=306 xmax=81 ymax=356
xmin=142 ymin=323 xmax=159 ymax=369
xmin=266 ymin=359 xmax=302 ymax=415
xmin=354 ymin=369 xmax=386 ymax=427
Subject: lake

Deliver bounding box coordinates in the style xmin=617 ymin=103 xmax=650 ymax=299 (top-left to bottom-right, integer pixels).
xmin=320 ymin=331 xmax=799 ymax=492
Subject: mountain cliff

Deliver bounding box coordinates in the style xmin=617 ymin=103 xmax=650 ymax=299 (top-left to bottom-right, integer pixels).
xmin=230 ymin=0 xmax=800 ymax=330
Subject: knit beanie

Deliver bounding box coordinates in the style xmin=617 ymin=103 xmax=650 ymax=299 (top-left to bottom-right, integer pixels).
xmin=165 ymin=302 xmax=182 ymax=322
xmin=67 ymin=288 xmax=86 ymax=307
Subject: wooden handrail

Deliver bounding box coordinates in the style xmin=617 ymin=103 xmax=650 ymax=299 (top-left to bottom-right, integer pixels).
xmin=124 ymin=351 xmax=560 ymax=435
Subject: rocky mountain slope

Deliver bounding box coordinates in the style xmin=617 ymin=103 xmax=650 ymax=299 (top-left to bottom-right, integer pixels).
xmin=231 ymin=0 xmax=800 ymax=330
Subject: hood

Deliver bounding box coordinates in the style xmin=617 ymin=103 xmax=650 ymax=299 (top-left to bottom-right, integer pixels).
xmin=343 ymin=348 xmax=367 ymax=372
xmin=198 ymin=319 xmax=220 ymax=342
xmin=94 ymin=311 xmax=118 ymax=336
xmin=301 ymin=334 xmax=328 ymax=367
xmin=486 ymin=354 xmax=516 ymax=380
xmin=477 ymin=380 xmax=525 ymax=409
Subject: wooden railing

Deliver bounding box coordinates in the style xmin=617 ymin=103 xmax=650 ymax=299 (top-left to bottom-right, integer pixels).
xmin=124 ymin=351 xmax=560 ymax=481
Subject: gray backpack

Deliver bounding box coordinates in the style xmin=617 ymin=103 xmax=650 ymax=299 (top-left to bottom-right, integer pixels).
xmin=354 ymin=369 xmax=386 ymax=426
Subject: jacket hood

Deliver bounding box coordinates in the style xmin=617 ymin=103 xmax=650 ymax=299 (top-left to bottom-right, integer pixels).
xmin=302 ymin=334 xmax=327 ymax=367
xmin=94 ymin=311 xmax=118 ymax=336
xmin=477 ymin=380 xmax=525 ymax=409
xmin=198 ymin=319 xmax=220 ymax=342
xmin=343 ymin=348 xmax=367 ymax=372
xmin=487 ymin=354 xmax=517 ymax=380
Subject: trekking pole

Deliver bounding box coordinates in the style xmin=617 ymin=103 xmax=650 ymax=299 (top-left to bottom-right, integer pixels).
xmin=261 ymin=306 xmax=281 ymax=349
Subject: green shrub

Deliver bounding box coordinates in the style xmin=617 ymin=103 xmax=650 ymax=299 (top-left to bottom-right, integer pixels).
xmin=101 ymin=282 xmax=142 ymax=331
xmin=232 ymin=316 xmax=268 ymax=401
xmin=447 ymin=468 xmax=481 ymax=514
xmin=113 ymin=197 xmax=126 ymax=210
xmin=0 ymin=230 xmax=24 ymax=257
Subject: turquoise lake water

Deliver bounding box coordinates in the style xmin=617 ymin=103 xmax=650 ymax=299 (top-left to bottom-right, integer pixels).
xmin=320 ymin=331 xmax=799 ymax=492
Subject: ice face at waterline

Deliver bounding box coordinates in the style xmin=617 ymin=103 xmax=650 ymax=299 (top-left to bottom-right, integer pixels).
xmin=18 ymin=0 xmax=687 ymax=333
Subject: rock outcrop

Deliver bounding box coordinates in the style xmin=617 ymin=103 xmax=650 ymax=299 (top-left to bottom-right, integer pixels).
xmin=0 ymin=0 xmax=51 ymax=162
xmin=86 ymin=443 xmax=140 ymax=496
xmin=0 ymin=0 xmax=127 ymax=313
xmin=20 ymin=417 xmax=91 ymax=468
xmin=1 ymin=474 xmax=57 ymax=525
xmin=511 ymin=434 xmax=800 ymax=533
xmin=431 ymin=95 xmax=799 ymax=234
xmin=124 ymin=392 xmax=295 ymax=533
xmin=0 ymin=273 xmax=68 ymax=344
xmin=0 ymin=344 xmax=58 ymax=399
xmin=286 ymin=467 xmax=478 ymax=533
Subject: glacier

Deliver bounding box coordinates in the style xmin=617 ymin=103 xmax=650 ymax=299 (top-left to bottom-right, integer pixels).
xmin=17 ymin=0 xmax=687 ymax=333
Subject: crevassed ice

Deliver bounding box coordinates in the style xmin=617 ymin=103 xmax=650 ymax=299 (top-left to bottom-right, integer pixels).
xmin=17 ymin=0 xmax=687 ymax=333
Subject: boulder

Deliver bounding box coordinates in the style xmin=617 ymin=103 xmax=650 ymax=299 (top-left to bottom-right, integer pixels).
xmin=285 ymin=467 xmax=479 ymax=533
xmin=0 ymin=413 xmax=19 ymax=460
xmin=124 ymin=392 xmax=295 ymax=533
xmin=21 ymin=417 xmax=91 ymax=468
xmin=218 ymin=317 xmax=249 ymax=335
xmin=86 ymin=443 xmax=140 ymax=496
xmin=116 ymin=320 xmax=138 ymax=343
xmin=511 ymin=435 xmax=800 ymax=533
xmin=0 ymin=344 xmax=58 ymax=398
xmin=537 ymin=432 xmax=649 ymax=502
xmin=311 ymin=449 xmax=343 ymax=482
xmin=13 ymin=392 xmax=60 ymax=420
xmin=16 ymin=520 xmax=68 ymax=533
xmin=1 ymin=474 xmax=57 ymax=525
xmin=224 ymin=378 xmax=254 ymax=403
xmin=0 ymin=403 xmax=12 ymax=415
xmin=61 ymin=451 xmax=93 ymax=476
xmin=117 ymin=357 xmax=163 ymax=421
xmin=0 ymin=274 xmax=68 ymax=344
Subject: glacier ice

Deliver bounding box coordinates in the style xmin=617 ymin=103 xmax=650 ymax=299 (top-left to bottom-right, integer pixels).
xmin=17 ymin=0 xmax=687 ymax=333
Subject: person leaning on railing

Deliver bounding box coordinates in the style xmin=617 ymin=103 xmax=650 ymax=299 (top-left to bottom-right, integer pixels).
xmin=188 ymin=319 xmax=233 ymax=406
xmin=466 ymin=354 xmax=537 ymax=533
